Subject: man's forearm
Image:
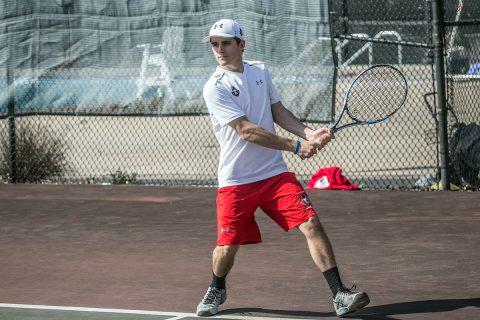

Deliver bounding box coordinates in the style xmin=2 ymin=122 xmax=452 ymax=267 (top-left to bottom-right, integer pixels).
xmin=229 ymin=116 xmax=296 ymax=152
xmin=271 ymin=101 xmax=315 ymax=140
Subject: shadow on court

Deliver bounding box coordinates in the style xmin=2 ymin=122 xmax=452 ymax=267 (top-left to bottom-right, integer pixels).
xmin=0 ymin=184 xmax=479 ymax=320
xmin=221 ymin=298 xmax=480 ymax=319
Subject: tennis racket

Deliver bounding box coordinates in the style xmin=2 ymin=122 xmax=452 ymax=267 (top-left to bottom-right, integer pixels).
xmin=330 ymin=64 xmax=408 ymax=132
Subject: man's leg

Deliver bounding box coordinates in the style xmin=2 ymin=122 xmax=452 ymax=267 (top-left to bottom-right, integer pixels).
xmin=197 ymin=245 xmax=239 ymax=317
xmin=298 ymin=215 xmax=369 ymax=317
xmin=297 ymin=215 xmax=337 ymax=272
xmin=213 ymin=244 xmax=240 ymax=278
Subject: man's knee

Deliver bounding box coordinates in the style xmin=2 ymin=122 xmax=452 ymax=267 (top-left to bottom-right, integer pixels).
xmin=215 ymin=244 xmax=240 ymax=259
xmin=299 ymin=215 xmax=324 ymax=237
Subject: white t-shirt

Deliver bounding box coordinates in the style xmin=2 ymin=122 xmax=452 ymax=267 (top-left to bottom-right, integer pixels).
xmin=203 ymin=60 xmax=289 ymax=188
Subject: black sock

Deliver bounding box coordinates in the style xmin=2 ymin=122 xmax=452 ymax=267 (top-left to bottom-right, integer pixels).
xmin=210 ymin=272 xmax=227 ymax=290
xmin=323 ymin=266 xmax=344 ymax=297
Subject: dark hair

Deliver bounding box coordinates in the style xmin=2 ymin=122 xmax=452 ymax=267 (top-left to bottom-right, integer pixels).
xmin=234 ymin=37 xmax=244 ymax=52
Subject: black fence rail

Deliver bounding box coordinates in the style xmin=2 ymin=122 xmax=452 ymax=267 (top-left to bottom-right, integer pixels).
xmin=327 ymin=0 xmax=480 ymax=190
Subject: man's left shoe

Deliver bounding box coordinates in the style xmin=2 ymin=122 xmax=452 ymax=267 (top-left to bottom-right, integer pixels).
xmin=333 ymin=285 xmax=370 ymax=317
xmin=196 ymin=286 xmax=227 ymax=316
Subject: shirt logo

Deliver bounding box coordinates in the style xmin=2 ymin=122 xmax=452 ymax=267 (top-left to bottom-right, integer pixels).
xmin=231 ymin=86 xmax=240 ymax=96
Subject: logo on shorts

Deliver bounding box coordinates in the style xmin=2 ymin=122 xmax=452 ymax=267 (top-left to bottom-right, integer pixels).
xmin=231 ymin=86 xmax=240 ymax=96
xmin=221 ymin=227 xmax=230 ymax=233
xmin=300 ymin=193 xmax=312 ymax=207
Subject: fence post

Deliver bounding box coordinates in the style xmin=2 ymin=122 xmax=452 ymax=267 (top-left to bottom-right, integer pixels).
xmin=430 ymin=0 xmax=450 ymax=190
xmin=6 ymin=26 xmax=16 ymax=183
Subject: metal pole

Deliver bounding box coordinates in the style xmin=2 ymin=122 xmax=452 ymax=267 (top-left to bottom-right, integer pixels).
xmin=6 ymin=25 xmax=16 ymax=183
xmin=430 ymin=0 xmax=450 ymax=190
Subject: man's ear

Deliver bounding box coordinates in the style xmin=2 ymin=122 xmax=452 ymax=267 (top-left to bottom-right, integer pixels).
xmin=239 ymin=40 xmax=246 ymax=51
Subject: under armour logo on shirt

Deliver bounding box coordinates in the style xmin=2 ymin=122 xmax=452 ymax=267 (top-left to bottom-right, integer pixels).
xmin=256 ymin=80 xmax=263 ymax=85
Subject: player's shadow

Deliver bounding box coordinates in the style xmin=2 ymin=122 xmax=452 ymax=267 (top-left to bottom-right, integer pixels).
xmin=220 ymin=298 xmax=480 ymax=319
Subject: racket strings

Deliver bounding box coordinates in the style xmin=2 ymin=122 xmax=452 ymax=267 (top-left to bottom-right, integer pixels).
xmin=346 ymin=67 xmax=407 ymax=122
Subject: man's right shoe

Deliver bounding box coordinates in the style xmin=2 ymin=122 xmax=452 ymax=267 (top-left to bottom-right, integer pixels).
xmin=333 ymin=285 xmax=370 ymax=317
xmin=196 ymin=286 xmax=227 ymax=316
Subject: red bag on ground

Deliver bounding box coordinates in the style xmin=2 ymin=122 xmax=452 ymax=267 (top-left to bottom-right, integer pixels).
xmin=307 ymin=166 xmax=359 ymax=190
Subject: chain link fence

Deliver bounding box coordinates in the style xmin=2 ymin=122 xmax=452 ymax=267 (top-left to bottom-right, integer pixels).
xmin=1 ymin=0 xmax=479 ymax=189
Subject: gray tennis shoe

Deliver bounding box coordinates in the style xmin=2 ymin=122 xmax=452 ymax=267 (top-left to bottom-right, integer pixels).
xmin=196 ymin=286 xmax=227 ymax=316
xmin=333 ymin=285 xmax=370 ymax=317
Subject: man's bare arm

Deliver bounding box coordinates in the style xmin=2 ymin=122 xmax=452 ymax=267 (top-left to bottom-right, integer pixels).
xmin=227 ymin=116 xmax=320 ymax=158
xmin=271 ymin=101 xmax=335 ymax=149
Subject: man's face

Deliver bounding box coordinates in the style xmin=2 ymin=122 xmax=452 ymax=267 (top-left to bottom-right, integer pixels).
xmin=210 ymin=36 xmax=245 ymax=68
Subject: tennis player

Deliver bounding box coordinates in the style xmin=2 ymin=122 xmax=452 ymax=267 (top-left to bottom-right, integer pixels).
xmin=197 ymin=19 xmax=369 ymax=318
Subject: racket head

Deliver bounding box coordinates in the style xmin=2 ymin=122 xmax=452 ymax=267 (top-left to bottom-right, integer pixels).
xmin=344 ymin=64 xmax=408 ymax=124
xmin=331 ymin=64 xmax=408 ymax=132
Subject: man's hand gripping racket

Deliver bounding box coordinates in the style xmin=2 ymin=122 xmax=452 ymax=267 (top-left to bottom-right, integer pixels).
xmin=330 ymin=64 xmax=408 ymax=132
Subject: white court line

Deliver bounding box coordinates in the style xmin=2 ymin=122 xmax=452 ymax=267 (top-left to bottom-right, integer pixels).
xmin=0 ymin=303 xmax=304 ymax=320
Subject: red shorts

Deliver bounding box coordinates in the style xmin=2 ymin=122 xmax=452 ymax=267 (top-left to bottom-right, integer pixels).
xmin=216 ymin=172 xmax=317 ymax=245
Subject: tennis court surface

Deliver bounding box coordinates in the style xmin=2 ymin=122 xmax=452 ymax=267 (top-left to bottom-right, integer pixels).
xmin=0 ymin=184 xmax=479 ymax=320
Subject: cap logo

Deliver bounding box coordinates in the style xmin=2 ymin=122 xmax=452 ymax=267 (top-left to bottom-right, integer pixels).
xmin=214 ymin=23 xmax=224 ymax=29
